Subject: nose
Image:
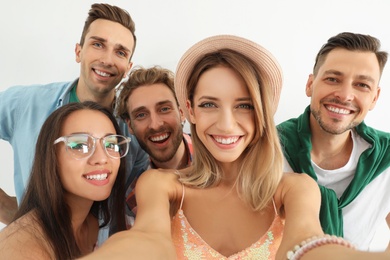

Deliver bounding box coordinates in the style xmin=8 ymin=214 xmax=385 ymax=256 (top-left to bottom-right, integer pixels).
xmin=88 ymin=141 xmax=108 ymax=165
xmin=216 ymin=109 xmax=235 ymax=132
xmin=99 ymin=49 xmax=114 ymax=67
xmin=149 ymin=112 xmax=164 ymax=130
xmin=334 ymin=82 xmax=355 ymax=102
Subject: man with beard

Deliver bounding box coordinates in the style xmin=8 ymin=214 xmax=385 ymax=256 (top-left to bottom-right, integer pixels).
xmin=277 ymin=32 xmax=390 ymax=251
xmin=117 ymin=65 xmax=193 ymax=225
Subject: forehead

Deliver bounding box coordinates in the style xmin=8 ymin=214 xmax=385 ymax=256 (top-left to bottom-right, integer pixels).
xmin=86 ymin=18 xmax=134 ymax=52
xmin=61 ymin=110 xmax=115 ymax=135
xmin=319 ymin=48 xmax=381 ymax=80
xmin=127 ymin=83 xmax=177 ymax=110
xmin=195 ymin=66 xmax=248 ymax=96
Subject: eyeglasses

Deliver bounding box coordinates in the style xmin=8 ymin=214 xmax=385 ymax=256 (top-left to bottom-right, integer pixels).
xmin=54 ymin=134 xmax=131 ymax=160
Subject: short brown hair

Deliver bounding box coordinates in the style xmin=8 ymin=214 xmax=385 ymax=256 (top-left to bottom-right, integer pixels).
xmin=79 ymin=3 xmax=136 ymax=59
xmin=117 ymin=66 xmax=176 ymax=121
xmin=313 ymin=32 xmax=388 ymax=76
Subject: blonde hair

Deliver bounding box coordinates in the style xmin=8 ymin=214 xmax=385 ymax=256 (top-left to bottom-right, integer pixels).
xmin=181 ymin=49 xmax=283 ymax=211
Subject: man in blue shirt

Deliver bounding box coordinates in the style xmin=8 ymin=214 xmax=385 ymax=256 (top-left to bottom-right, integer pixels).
xmin=0 ymin=3 xmax=149 ymax=225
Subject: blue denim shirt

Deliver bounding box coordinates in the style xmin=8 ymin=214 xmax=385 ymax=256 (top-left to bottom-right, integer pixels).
xmin=0 ymin=79 xmax=149 ymax=204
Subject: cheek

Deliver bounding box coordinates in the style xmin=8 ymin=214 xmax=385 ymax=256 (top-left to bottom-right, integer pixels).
xmin=131 ymin=121 xmax=148 ymax=135
xmin=165 ymin=114 xmax=182 ymax=127
xmin=57 ymin=160 xmax=79 ymax=191
xmin=110 ymin=159 xmax=121 ymax=179
xmin=118 ymin=61 xmax=131 ymax=74
xmin=192 ymin=113 xmax=214 ymax=141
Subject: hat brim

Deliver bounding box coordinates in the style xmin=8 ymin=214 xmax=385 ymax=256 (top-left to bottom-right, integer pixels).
xmin=175 ymin=34 xmax=283 ymax=121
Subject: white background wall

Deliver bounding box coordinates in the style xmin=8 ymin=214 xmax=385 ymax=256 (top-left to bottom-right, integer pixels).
xmin=1 ymin=0 xmax=389 ymax=248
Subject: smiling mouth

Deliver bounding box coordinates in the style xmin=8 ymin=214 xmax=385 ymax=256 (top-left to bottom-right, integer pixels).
xmin=325 ymin=105 xmax=352 ymax=115
xmin=150 ymin=133 xmax=170 ymax=143
xmin=213 ymin=136 xmax=240 ymax=145
xmin=84 ymin=173 xmax=108 ymax=180
xmin=94 ymin=69 xmax=112 ymax=78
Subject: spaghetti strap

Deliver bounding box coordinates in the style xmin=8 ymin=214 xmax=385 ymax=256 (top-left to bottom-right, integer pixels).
xmin=272 ymin=198 xmax=278 ymax=216
xmin=179 ymin=183 xmax=185 ymax=210
xmin=174 ymin=170 xmax=185 ymax=210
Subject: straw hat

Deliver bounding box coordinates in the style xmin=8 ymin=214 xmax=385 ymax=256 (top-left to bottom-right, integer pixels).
xmin=175 ymin=34 xmax=283 ymax=120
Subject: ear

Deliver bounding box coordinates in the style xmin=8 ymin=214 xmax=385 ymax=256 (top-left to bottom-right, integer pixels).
xmin=369 ymin=86 xmax=381 ymax=111
xmin=305 ymin=74 xmax=315 ymax=97
xmin=75 ymin=43 xmax=82 ymax=63
xmin=186 ymin=100 xmax=196 ymax=124
xmin=124 ymin=62 xmax=133 ymax=79
xmin=179 ymin=108 xmax=186 ymax=123
xmin=125 ymin=118 xmax=135 ymax=134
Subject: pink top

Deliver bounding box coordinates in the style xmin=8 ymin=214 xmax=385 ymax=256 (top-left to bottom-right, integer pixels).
xmin=171 ymin=186 xmax=284 ymax=259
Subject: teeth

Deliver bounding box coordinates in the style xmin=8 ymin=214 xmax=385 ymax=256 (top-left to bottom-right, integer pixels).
xmin=327 ymin=106 xmax=350 ymax=115
xmin=150 ymin=133 xmax=169 ymax=142
xmin=86 ymin=173 xmax=108 ymax=180
xmin=214 ymin=136 xmax=239 ymax=144
xmin=95 ymin=69 xmax=110 ymax=77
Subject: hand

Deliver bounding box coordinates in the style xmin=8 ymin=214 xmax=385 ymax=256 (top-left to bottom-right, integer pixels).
xmin=0 ymin=188 xmax=17 ymax=225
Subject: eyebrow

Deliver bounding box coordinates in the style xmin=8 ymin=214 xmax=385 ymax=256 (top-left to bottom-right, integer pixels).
xmin=156 ymin=100 xmax=175 ymax=106
xmin=68 ymin=132 xmax=116 ymax=137
xmin=89 ymin=36 xmax=131 ymax=54
xmin=131 ymin=100 xmax=174 ymax=115
xmin=324 ymin=70 xmax=375 ymax=83
xmin=198 ymin=96 xmax=252 ymax=102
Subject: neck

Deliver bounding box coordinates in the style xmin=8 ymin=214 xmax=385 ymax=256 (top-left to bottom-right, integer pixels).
xmin=310 ymin=120 xmax=353 ymax=170
xmin=152 ymin=140 xmax=187 ymax=169
xmin=76 ymin=82 xmax=115 ymax=112
xmin=218 ymin=161 xmax=241 ymax=186
xmin=69 ymin=199 xmax=97 ymax=255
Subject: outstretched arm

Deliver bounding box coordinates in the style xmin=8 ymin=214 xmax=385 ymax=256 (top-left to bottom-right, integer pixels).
xmin=0 ymin=188 xmax=17 ymax=224
xmin=78 ymin=169 xmax=180 ymax=260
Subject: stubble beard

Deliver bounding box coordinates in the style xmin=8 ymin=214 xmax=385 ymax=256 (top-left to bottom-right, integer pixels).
xmin=311 ymin=107 xmax=360 ymax=135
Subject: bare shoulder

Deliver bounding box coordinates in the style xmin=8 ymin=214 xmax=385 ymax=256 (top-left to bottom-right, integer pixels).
xmin=276 ymin=172 xmax=321 ymax=211
xmin=280 ymin=172 xmax=318 ymax=191
xmin=0 ymin=214 xmax=53 ymax=259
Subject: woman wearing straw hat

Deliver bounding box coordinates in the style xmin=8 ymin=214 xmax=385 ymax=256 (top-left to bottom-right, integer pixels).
xmin=80 ymin=35 xmax=390 ymax=260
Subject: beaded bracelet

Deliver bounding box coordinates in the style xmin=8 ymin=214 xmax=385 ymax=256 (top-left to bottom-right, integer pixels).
xmin=286 ymin=235 xmax=355 ymax=260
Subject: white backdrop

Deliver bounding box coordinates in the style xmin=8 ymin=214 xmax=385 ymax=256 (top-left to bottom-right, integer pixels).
xmin=1 ymin=0 xmax=389 ymax=247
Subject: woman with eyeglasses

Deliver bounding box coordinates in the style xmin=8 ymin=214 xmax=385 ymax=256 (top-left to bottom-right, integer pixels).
xmin=0 ymin=101 xmax=130 ymax=260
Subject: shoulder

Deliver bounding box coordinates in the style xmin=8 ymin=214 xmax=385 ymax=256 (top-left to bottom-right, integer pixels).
xmin=0 ymin=81 xmax=73 ymax=110
xmin=276 ymin=116 xmax=299 ymax=131
xmin=275 ymin=172 xmax=321 ymax=212
xmin=280 ymin=171 xmax=318 ymax=189
xmin=1 ymin=81 xmax=72 ymax=95
xmin=183 ymin=133 xmax=192 ymax=147
xmin=355 ymin=123 xmax=390 ymax=142
xmin=0 ymin=214 xmax=53 ymax=259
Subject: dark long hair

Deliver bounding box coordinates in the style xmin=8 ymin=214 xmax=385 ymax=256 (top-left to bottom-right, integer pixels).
xmin=14 ymin=101 xmax=126 ymax=259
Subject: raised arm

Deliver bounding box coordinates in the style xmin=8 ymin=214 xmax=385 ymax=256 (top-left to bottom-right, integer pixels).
xmin=78 ymin=169 xmax=180 ymax=260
